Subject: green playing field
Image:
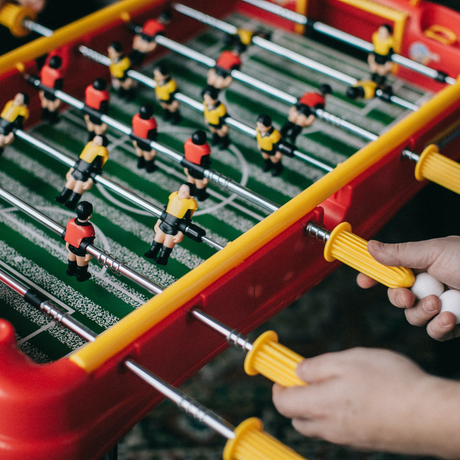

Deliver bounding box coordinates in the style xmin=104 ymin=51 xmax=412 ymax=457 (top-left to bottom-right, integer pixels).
xmin=0 ymin=12 xmax=428 ymax=363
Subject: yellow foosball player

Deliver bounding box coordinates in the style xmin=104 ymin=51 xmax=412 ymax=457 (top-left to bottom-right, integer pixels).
xmin=368 ymin=24 xmax=394 ymax=87
xmin=144 ymin=183 xmax=198 ymax=266
xmin=0 ymin=92 xmax=29 ymax=156
xmin=108 ymin=41 xmax=135 ymax=101
xmin=56 ymin=135 xmax=110 ymax=210
xmin=153 ymin=64 xmax=182 ymax=125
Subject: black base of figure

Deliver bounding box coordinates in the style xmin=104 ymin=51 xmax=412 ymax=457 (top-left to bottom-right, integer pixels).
xmin=66 ymin=260 xmax=91 ymax=282
xmin=218 ymin=134 xmax=230 ymax=150
xmin=137 ymin=156 xmax=146 ymax=169
xmin=271 ymin=161 xmax=283 ymax=177
xmin=64 ymin=192 xmax=82 ymax=210
xmin=211 ymin=132 xmax=219 ymax=146
xmin=170 ymin=111 xmax=182 ymax=125
xmin=56 ymin=187 xmax=72 ymax=204
xmin=145 ymin=159 xmax=157 ymax=173
xmin=195 ymin=186 xmax=210 ymax=201
xmin=262 ymin=158 xmax=273 ymax=172
xmin=144 ymin=241 xmax=163 ymax=259
xmin=155 ymin=246 xmax=172 ymax=266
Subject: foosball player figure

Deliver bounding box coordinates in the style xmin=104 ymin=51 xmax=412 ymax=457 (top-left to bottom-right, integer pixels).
xmin=280 ymin=83 xmax=332 ymax=143
xmin=39 ymin=55 xmax=63 ymax=124
xmin=84 ymin=78 xmax=109 ymax=142
xmin=207 ymin=42 xmax=245 ymax=91
xmin=346 ymin=79 xmax=392 ymax=102
xmin=368 ymin=24 xmax=394 ymax=87
xmin=144 ymin=182 xmax=198 ymax=266
xmin=256 ymin=114 xmax=285 ymax=177
xmin=131 ymin=103 xmax=158 ymax=172
xmin=63 ymin=201 xmax=95 ymax=282
xmin=56 ymin=135 xmax=109 ymax=210
xmin=108 ymin=41 xmax=135 ymax=100
xmin=183 ymin=130 xmax=211 ymax=201
xmin=129 ymin=9 xmax=172 ymax=67
xmin=153 ymin=64 xmax=181 ymax=125
xmin=202 ymin=85 xmax=230 ymax=150
xmin=0 ymin=92 xmax=29 ymax=156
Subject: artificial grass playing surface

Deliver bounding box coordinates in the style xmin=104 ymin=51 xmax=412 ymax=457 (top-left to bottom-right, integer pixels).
xmin=0 ymin=12 xmax=426 ymax=365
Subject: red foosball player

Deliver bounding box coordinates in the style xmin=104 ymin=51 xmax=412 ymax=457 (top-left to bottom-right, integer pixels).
xmin=280 ymin=83 xmax=332 ymax=143
xmin=153 ymin=64 xmax=182 ymax=125
xmin=144 ymin=183 xmax=198 ymax=266
xmin=63 ymin=200 xmax=95 ymax=282
xmin=256 ymin=114 xmax=284 ymax=177
xmin=0 ymin=92 xmax=29 ymax=156
xmin=108 ymin=41 xmax=135 ymax=101
xmin=368 ymin=24 xmax=394 ymax=87
xmin=183 ymin=130 xmax=211 ymax=201
xmin=39 ymin=55 xmax=63 ymax=124
xmin=202 ymin=85 xmax=230 ymax=150
xmin=207 ymin=42 xmax=245 ymax=91
xmin=56 ymin=135 xmax=109 ymax=210
xmin=129 ymin=10 xmax=172 ymax=67
xmin=131 ymin=103 xmax=158 ymax=173
xmin=84 ymin=78 xmax=109 ymax=143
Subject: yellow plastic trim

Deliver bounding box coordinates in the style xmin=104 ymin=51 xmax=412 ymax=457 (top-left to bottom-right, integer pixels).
xmin=337 ymin=0 xmax=407 ymax=53
xmin=223 ymin=418 xmax=306 ymax=460
xmin=424 ymin=25 xmax=457 ymax=46
xmin=0 ymin=3 xmax=36 ymax=37
xmin=67 ymin=59 xmax=460 ymax=375
xmin=244 ymin=331 xmax=306 ymax=387
xmin=324 ymin=222 xmax=414 ymax=288
xmin=415 ymin=144 xmax=460 ymax=195
xmin=0 ymin=0 xmax=161 ymax=76
xmin=294 ymin=0 xmax=308 ymax=35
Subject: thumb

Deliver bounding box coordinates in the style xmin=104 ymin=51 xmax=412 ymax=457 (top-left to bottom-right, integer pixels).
xmin=367 ymin=240 xmax=436 ymax=270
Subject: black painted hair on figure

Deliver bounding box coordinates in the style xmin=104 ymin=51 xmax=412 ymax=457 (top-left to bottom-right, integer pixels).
xmin=93 ymin=78 xmax=107 ymax=91
xmin=184 ymin=182 xmax=197 ymax=197
xmin=48 ymin=55 xmax=62 ymax=69
xmin=192 ymin=130 xmax=207 ymax=145
xmin=257 ymin=114 xmax=272 ymax=127
xmin=109 ymin=41 xmax=123 ymax=53
xmin=139 ymin=104 xmax=154 ymax=119
xmin=76 ymin=201 xmax=93 ymax=220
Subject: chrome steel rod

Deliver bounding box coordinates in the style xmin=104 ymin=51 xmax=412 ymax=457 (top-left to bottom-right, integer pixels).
xmin=191 ymin=309 xmax=253 ymax=351
xmin=125 ymin=359 xmax=236 ymax=439
xmin=173 ymin=4 xmax=418 ymax=111
xmin=0 ymin=268 xmax=235 ymax=440
xmin=241 ymin=0 xmax=454 ymax=85
xmin=29 ymin=71 xmax=281 ymax=213
xmin=22 ymin=19 xmax=53 ymax=37
xmin=0 ymin=186 xmax=165 ymax=295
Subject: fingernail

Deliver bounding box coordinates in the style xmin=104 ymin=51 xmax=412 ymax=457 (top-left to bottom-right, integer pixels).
xmin=440 ymin=315 xmax=451 ymax=328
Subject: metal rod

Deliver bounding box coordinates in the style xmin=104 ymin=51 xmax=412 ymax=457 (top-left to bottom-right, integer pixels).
xmin=0 ymin=186 xmax=165 ymax=295
xmin=305 ymin=222 xmax=330 ymax=242
xmin=173 ymin=4 xmax=417 ymax=112
xmin=22 ymin=19 xmax=53 ymax=37
xmin=15 ymin=126 xmax=224 ymax=251
xmin=191 ymin=309 xmax=253 ymax=351
xmin=28 ymin=71 xmax=281 ymax=213
xmin=0 ymin=268 xmax=235 ymax=439
xmin=125 ymin=359 xmax=236 ymax=439
xmin=240 ymin=0 xmax=455 ymax=85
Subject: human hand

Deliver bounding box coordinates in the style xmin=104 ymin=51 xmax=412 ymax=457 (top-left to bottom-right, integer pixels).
xmin=272 ymin=348 xmax=455 ymax=457
xmin=357 ymin=237 xmax=460 ymax=341
xmin=0 ymin=0 xmax=46 ymax=13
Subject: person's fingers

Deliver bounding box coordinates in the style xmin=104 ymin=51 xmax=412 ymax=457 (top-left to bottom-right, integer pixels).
xmin=387 ymin=287 xmax=416 ymax=309
xmin=404 ymin=296 xmax=441 ymax=326
xmin=367 ymin=240 xmax=438 ymax=269
xmin=356 ymin=272 xmax=378 ymax=289
xmin=272 ymin=384 xmax=313 ymax=419
xmin=426 ymin=312 xmax=458 ymax=341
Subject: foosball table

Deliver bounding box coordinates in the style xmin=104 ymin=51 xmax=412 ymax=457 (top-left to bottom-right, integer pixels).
xmin=1 ymin=0 xmax=460 ymax=458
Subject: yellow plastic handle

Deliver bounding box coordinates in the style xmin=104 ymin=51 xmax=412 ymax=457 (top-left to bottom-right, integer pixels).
xmin=414 ymin=144 xmax=460 ymax=195
xmin=324 ymin=222 xmax=414 ymax=288
xmin=0 ymin=3 xmax=35 ymax=37
xmin=223 ymin=418 xmax=307 ymax=460
xmin=244 ymin=331 xmax=306 ymax=387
